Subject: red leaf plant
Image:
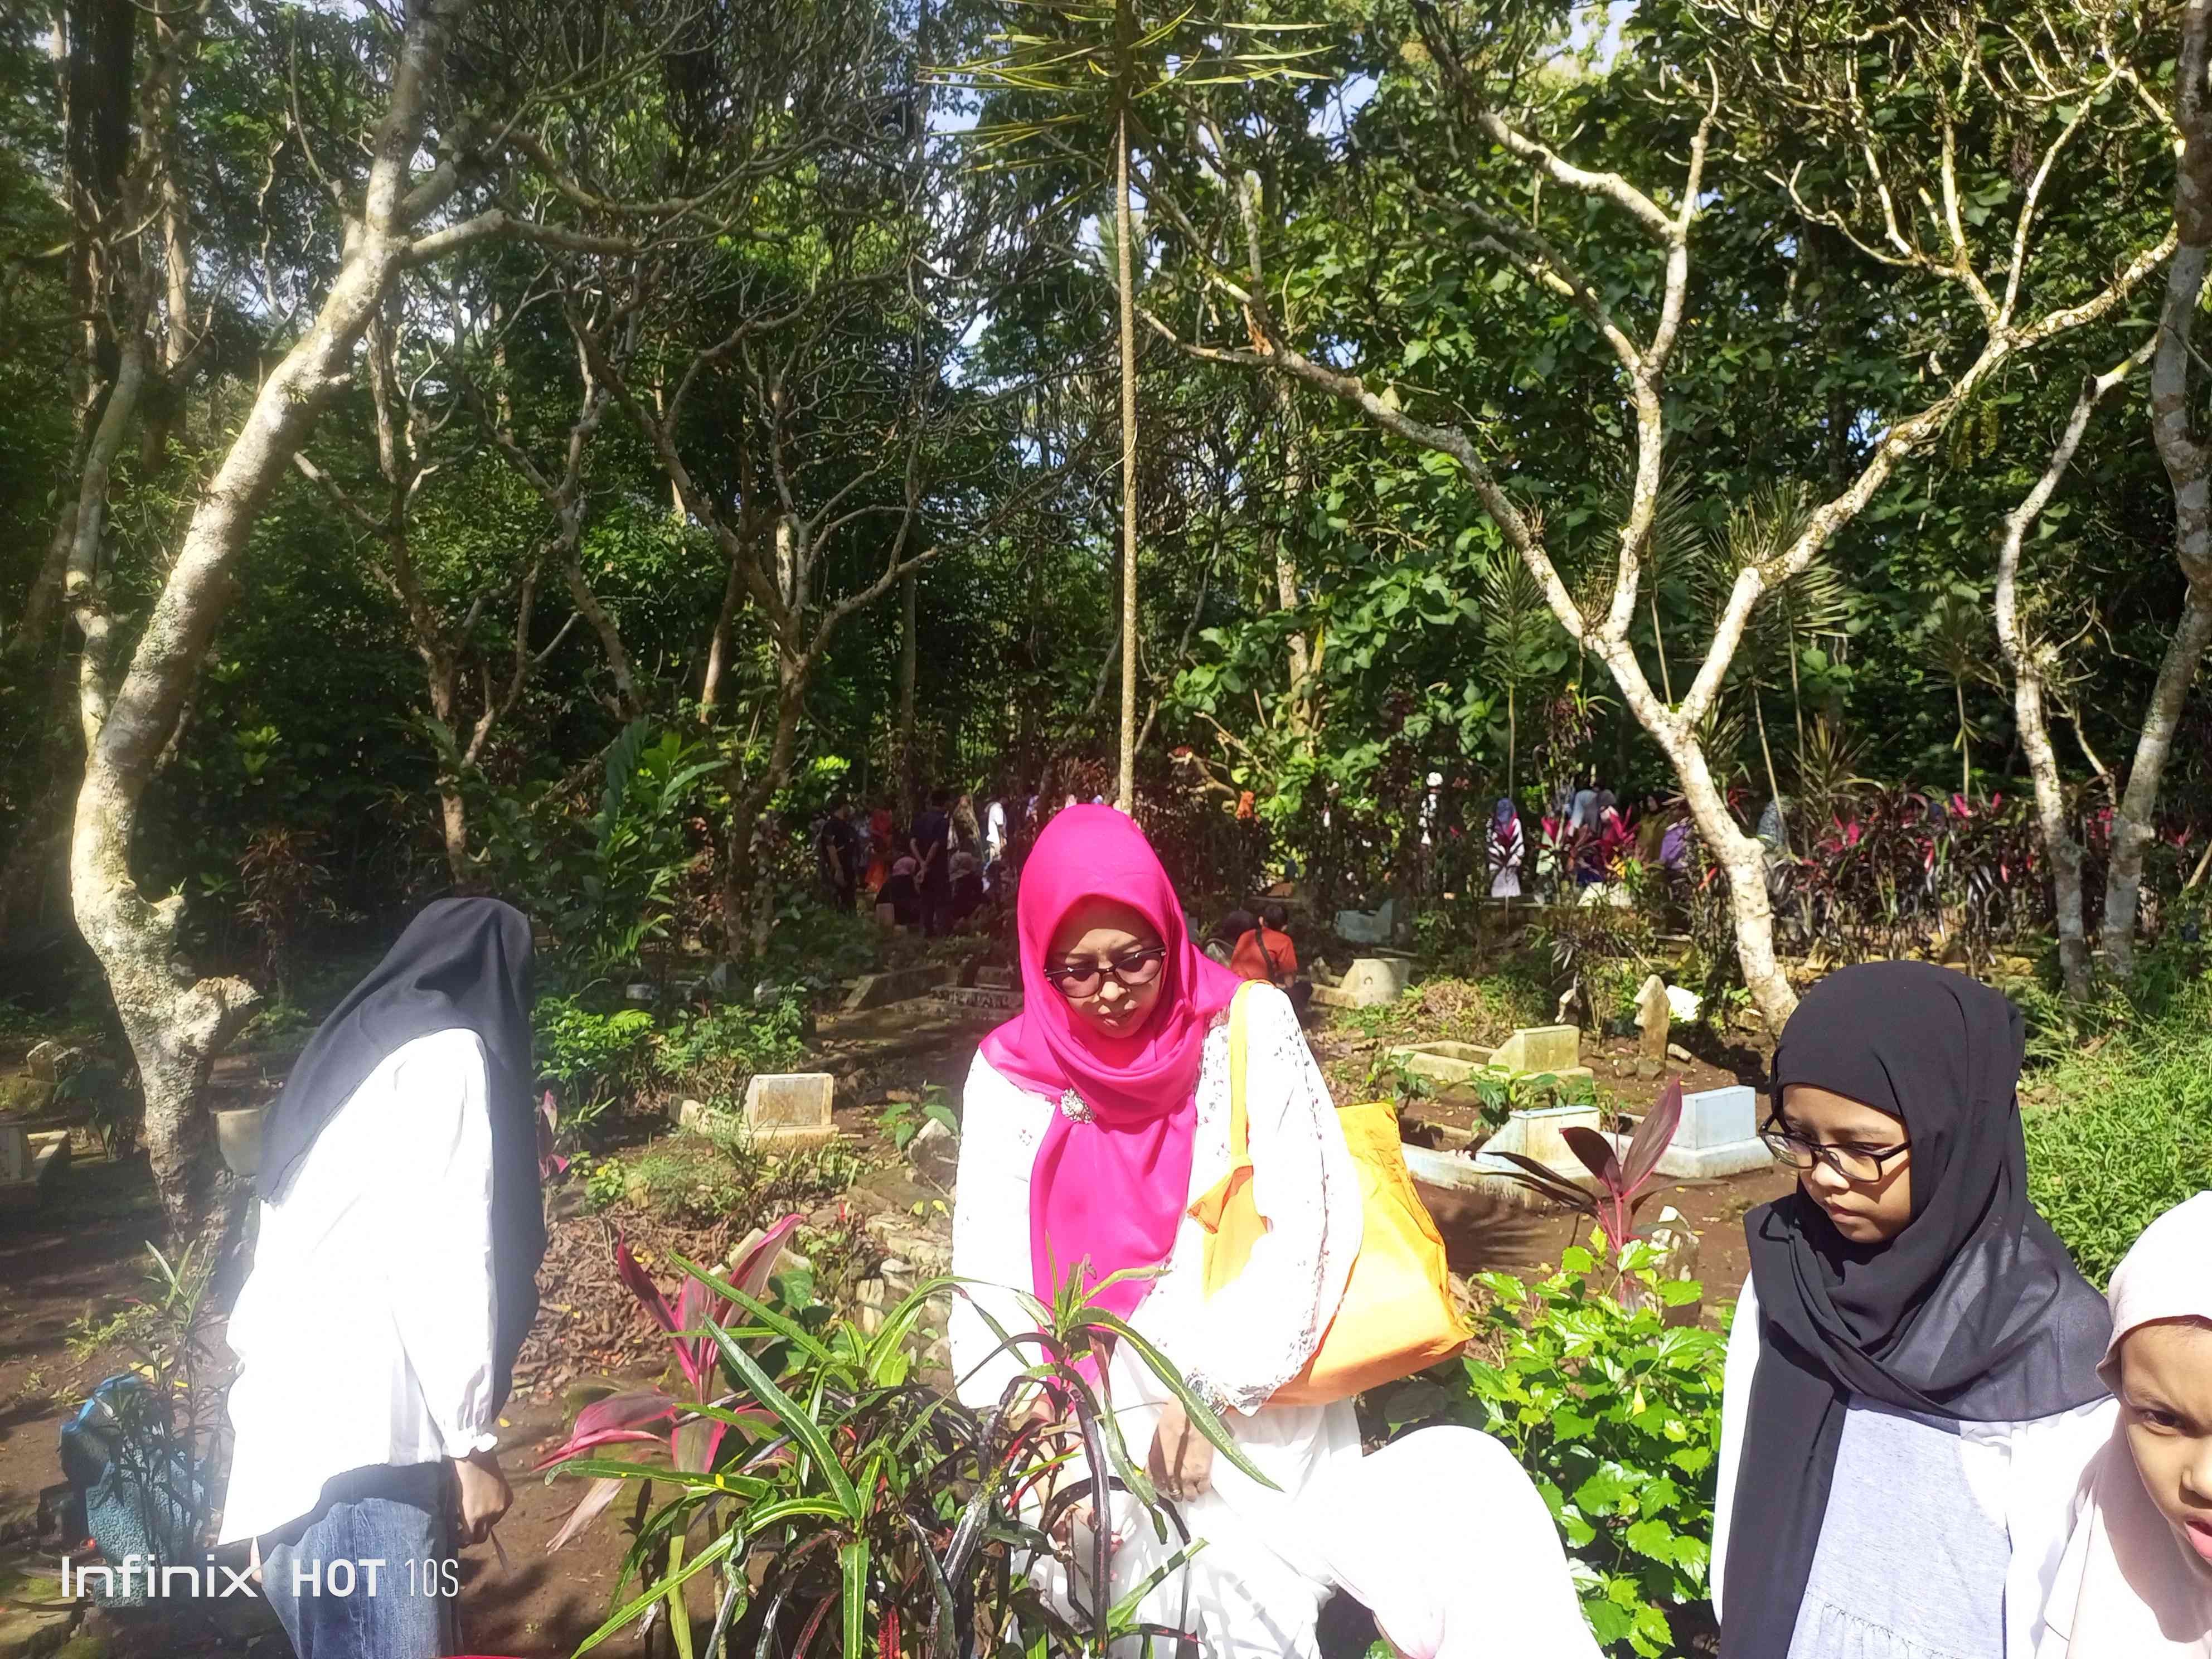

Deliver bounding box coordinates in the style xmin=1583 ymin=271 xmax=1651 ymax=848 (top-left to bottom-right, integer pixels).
xmin=1492 ymin=1078 xmax=1685 ymax=1257
xmin=534 ymin=1214 xmax=800 ymax=1550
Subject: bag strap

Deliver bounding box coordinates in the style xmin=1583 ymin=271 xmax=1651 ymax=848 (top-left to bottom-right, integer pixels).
xmin=1226 ymin=981 xmax=1256 ymax=1169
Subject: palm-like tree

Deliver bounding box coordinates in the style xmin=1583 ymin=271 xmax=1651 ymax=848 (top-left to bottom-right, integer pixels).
xmin=1692 ymin=483 xmax=1849 ymax=819
xmin=940 ymin=2 xmax=1321 ymax=808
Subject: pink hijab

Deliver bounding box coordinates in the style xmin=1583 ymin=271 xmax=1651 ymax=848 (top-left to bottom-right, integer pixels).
xmin=980 ymin=806 xmax=1240 ymax=1320
xmin=2045 ymin=1191 xmax=2212 ymax=1657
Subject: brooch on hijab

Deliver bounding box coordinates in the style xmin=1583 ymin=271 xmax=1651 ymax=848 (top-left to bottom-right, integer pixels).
xmin=1058 ymin=1089 xmax=1094 ymax=1124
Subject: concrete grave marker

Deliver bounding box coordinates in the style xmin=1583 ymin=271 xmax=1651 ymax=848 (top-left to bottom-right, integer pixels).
xmin=744 ymin=1073 xmax=837 ymax=1141
xmin=843 ymin=963 xmax=955 ymax=1011
xmin=1490 ymin=1025 xmax=1580 ymax=1075
xmin=1634 ymin=974 xmax=1671 ymax=1060
xmin=1639 ymin=1083 xmax=1770 ymax=1178
xmin=1310 ymin=955 xmax=1413 ymax=1010
xmin=1335 ymin=899 xmax=1395 ymax=945
xmin=1483 ymin=1102 xmax=1603 ymax=1170
xmin=680 ymin=1074 xmax=840 ymax=1149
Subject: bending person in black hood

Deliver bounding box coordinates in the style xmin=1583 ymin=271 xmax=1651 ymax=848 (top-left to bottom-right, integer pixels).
xmin=217 ymin=898 xmax=542 ymax=1659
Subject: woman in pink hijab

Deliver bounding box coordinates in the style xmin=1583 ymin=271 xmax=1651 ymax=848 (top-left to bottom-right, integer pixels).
xmin=2041 ymin=1192 xmax=2212 ymax=1657
xmin=948 ymin=807 xmax=1597 ymax=1659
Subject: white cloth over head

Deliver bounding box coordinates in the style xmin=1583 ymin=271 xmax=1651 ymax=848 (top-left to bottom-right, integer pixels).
xmin=2039 ymin=1192 xmax=2212 ymax=1658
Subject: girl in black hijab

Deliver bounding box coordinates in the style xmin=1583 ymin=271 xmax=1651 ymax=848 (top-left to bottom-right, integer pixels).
xmin=1712 ymin=961 xmax=2114 ymax=1659
xmin=217 ymin=898 xmax=542 ymax=1659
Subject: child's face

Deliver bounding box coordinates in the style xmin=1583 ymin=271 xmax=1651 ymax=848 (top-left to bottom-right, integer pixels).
xmin=2118 ymin=1318 xmax=2212 ymax=1571
xmin=1777 ymin=1084 xmax=1914 ymax=1244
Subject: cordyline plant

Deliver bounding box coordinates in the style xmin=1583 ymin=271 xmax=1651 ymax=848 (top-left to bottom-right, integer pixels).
xmin=1496 ymin=1079 xmax=1685 ymax=1264
xmin=539 ymin=1219 xmax=802 ymax=1547
xmin=542 ymin=1247 xmax=1268 ymax=1659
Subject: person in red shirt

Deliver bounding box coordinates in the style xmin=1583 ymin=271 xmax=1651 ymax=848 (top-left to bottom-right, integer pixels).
xmin=1230 ymin=902 xmax=1312 ymax=1020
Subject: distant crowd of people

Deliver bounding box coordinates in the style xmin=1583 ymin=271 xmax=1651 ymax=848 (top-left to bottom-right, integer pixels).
xmin=1473 ymin=778 xmax=1696 ymax=900
xmin=812 ymin=785 xmax=1104 ymax=938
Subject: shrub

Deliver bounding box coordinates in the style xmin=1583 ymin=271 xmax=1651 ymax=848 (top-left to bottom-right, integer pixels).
xmin=653 ymin=996 xmax=809 ymax=1103
xmin=2023 ymin=992 xmax=2212 ymax=1287
xmin=1369 ymin=1244 xmax=1725 ymax=1659
xmin=609 ymin=1131 xmax=859 ymax=1229
xmin=542 ymin=1249 xmax=1246 ymax=1658
xmin=534 ymin=995 xmax=656 ymax=1130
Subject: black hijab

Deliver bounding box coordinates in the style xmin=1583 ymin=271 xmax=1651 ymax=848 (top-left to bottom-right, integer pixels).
xmin=1721 ymin=961 xmax=2111 ymax=1659
xmin=259 ymin=898 xmax=544 ymax=1414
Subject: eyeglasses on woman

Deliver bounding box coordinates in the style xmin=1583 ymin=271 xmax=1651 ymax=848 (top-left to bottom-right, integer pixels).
xmin=1759 ymin=1118 xmax=1912 ymax=1183
xmin=1044 ymin=945 xmax=1167 ymax=1000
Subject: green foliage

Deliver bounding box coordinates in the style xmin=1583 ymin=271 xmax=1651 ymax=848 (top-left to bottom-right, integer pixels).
xmin=61 ymin=1244 xmax=227 ymax=1552
xmin=876 ymin=1083 xmax=958 ymax=1152
xmin=2023 ymin=980 xmax=2212 ymax=1287
xmin=603 ymin=1131 xmax=858 ymax=1229
xmin=536 ymin=995 xmax=658 ymax=1129
xmin=570 ymin=722 xmax=720 ymax=973
xmin=654 ymin=996 xmax=811 ymax=1104
xmin=550 ymin=1247 xmax=1265 ymax=1659
xmin=471 ymin=720 xmax=719 ymax=978
xmin=580 ymin=1154 xmax=629 ymax=1212
xmin=1373 ymin=1246 xmax=1724 ymax=1659
xmin=56 ymin=1061 xmax=141 ymax=1161
xmin=1468 ymin=1065 xmax=1595 ymax=1129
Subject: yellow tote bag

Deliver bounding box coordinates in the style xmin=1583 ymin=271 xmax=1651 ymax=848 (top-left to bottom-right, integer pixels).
xmin=1187 ymin=983 xmax=1466 ymax=1406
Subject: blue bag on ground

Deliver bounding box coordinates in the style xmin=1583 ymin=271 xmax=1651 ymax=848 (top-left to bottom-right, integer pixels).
xmin=57 ymin=1372 xmax=206 ymax=1606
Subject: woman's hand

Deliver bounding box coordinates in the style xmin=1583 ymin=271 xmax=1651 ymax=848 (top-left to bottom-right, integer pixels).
xmin=1147 ymin=1400 xmax=1216 ymax=1505
xmin=452 ymin=1448 xmax=513 ymax=1544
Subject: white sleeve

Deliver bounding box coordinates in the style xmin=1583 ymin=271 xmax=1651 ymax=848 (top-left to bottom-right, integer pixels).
xmin=1709 ymin=1275 xmax=1762 ymax=1624
xmin=948 ymin=1052 xmax=1050 ymax=1411
xmin=2001 ymin=1396 xmax=2121 ymax=1659
xmin=381 ymin=1029 xmax=501 ymax=1458
xmin=1180 ymin=986 xmax=1360 ymax=1416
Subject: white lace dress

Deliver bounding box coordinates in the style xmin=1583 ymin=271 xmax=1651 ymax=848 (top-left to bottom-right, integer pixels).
xmin=949 ymin=985 xmax=1600 ymax=1659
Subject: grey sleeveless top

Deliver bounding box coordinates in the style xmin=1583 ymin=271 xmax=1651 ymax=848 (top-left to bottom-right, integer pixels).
xmin=1788 ymin=1399 xmax=2010 ymax=1659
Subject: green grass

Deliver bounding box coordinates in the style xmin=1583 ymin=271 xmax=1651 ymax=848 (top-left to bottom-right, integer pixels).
xmin=2023 ymin=978 xmax=2212 ymax=1288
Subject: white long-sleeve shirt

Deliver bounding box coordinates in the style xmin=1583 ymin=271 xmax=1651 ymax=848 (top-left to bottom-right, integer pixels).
xmin=218 ymin=1027 xmax=502 ymax=1544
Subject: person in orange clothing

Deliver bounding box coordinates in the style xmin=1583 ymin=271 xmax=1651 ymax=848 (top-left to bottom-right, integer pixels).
xmin=1230 ymin=901 xmax=1312 ymax=1021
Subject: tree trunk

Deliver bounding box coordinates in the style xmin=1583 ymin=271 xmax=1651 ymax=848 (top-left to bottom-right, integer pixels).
xmin=2103 ymin=593 xmax=2212 ymax=974
xmin=439 ymin=787 xmax=472 ymax=890
xmin=1955 ymin=681 xmax=1972 ymax=799
xmin=1114 ymin=96 xmax=1139 ymax=813
xmin=70 ymin=0 xmax=464 ymax=1239
xmin=1753 ymin=686 xmax=1783 ymax=824
xmin=139 ymin=7 xmax=195 ymax=476
xmin=69 ymin=329 xmax=149 ymax=750
xmin=2114 ymin=0 xmax=2212 ymax=979
xmin=721 ymin=670 xmax=807 ymax=959
xmin=428 ymin=651 xmax=469 ymax=886
xmin=1506 ymin=682 xmax=1517 ymax=801
xmin=1671 ymin=731 xmax=1795 ymax=1032
xmin=1264 ymin=378 xmax=1313 ymax=731
xmin=700 ymin=556 xmax=743 ymax=718
xmin=896 ymin=566 xmax=918 ymax=807
xmin=565 ymin=554 xmax=642 ymax=718
xmin=16 ymin=491 xmax=80 ymax=661
xmin=1992 ymin=344 xmax=2150 ymax=1001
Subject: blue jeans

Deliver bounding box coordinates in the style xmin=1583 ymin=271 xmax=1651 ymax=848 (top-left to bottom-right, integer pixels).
xmin=260 ymin=1461 xmax=458 ymax=1659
